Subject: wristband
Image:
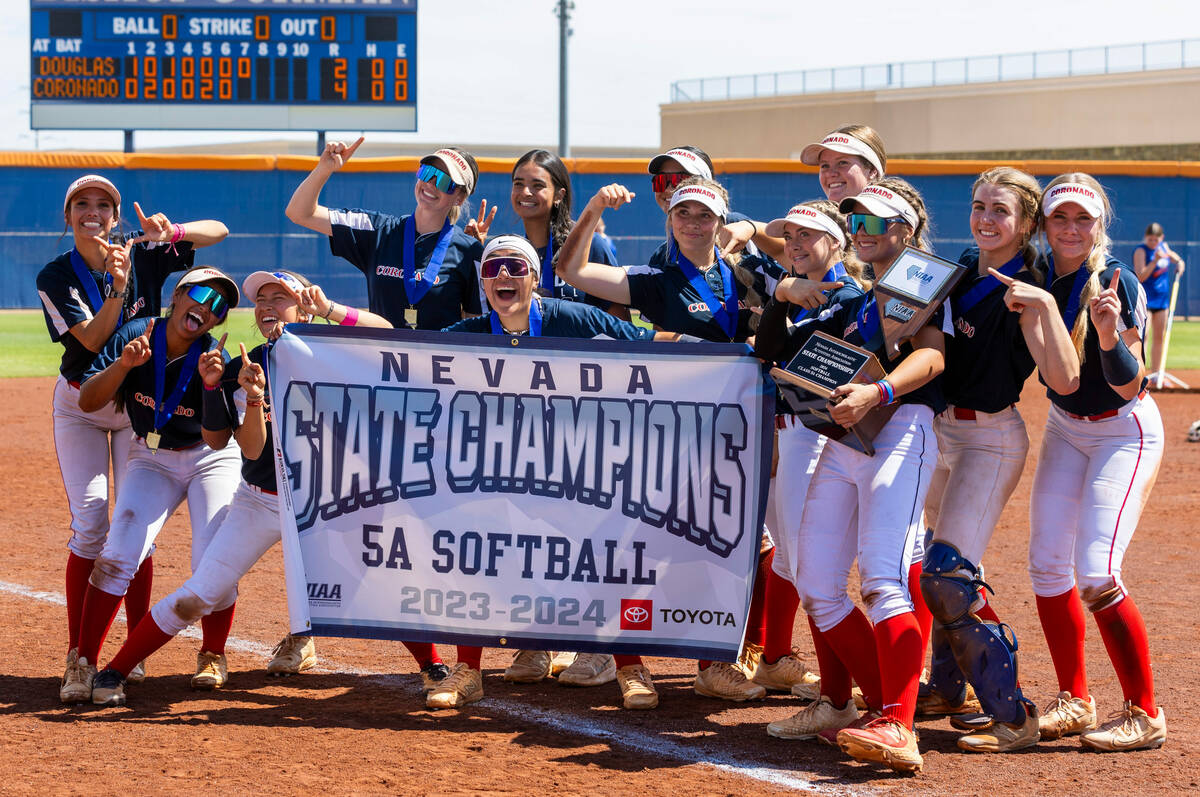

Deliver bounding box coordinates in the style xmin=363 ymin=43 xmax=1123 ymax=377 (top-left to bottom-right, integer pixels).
xmin=873 ymin=379 xmax=896 ymax=406
xmin=168 ymin=223 xmax=186 ymax=256
xmin=1099 ymin=335 xmax=1140 ymax=386
xmin=201 ymin=383 xmax=230 ymax=430
xmin=339 ymin=306 xmax=359 ymax=326
xmin=322 ymin=301 xmax=336 ymax=320
xmin=245 ymin=395 xmax=265 ymax=407
xmin=203 ymin=383 xmax=219 ymax=391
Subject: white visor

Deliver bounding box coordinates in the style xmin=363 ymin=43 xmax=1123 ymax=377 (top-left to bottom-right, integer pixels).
xmin=668 ymin=184 xmax=728 ymax=219
xmin=800 ymin=132 xmax=885 ymax=178
xmin=838 ymin=185 xmax=919 ymax=229
xmin=482 ymin=235 xmax=541 ymax=275
xmin=421 ymin=148 xmax=475 ymax=195
xmin=764 ymin=204 xmax=846 ymax=248
xmin=242 ymin=270 xmax=306 ymax=303
xmin=1042 ymin=182 xmax=1104 ymax=218
xmin=648 ymin=148 xmax=713 ymax=180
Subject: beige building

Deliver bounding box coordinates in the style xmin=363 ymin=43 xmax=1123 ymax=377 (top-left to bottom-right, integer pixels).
xmin=661 ymin=66 xmax=1200 ymax=161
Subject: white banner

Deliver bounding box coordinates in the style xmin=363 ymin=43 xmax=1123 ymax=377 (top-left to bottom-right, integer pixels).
xmin=270 ymin=325 xmax=774 ymax=661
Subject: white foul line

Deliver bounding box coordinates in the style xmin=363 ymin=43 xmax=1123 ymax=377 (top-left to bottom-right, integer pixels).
xmin=1 ymin=579 xmax=860 ymax=796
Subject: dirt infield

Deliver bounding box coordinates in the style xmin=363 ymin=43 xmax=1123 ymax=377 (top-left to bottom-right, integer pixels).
xmin=3 ymin=375 xmax=1199 ymax=795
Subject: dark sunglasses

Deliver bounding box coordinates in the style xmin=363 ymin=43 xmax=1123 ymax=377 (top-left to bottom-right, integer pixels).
xmin=651 ymin=172 xmax=688 ymax=193
xmin=481 ymin=257 xmax=533 ymax=280
xmin=846 ymin=213 xmax=907 ymax=236
xmin=186 ymin=285 xmax=229 ymax=319
xmin=417 ymin=163 xmax=461 ymax=194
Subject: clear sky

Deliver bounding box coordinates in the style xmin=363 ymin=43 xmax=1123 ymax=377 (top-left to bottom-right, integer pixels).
xmin=8 ymin=0 xmax=1199 ymax=152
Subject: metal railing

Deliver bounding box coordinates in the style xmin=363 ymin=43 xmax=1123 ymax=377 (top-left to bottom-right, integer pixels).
xmin=670 ymin=38 xmax=1200 ymax=103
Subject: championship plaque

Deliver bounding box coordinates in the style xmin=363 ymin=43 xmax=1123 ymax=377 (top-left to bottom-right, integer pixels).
xmin=769 ymin=331 xmax=893 ymax=456
xmin=873 ymin=247 xmax=968 ymax=360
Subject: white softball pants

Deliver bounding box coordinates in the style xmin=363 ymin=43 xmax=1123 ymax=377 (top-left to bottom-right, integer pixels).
xmin=89 ymin=437 xmax=241 ymax=596
xmin=926 ymin=405 xmax=1029 ymax=566
xmin=1028 ymin=394 xmax=1163 ymax=607
xmin=52 ymin=376 xmax=132 ymax=558
xmin=767 ymin=418 xmax=828 ymax=586
xmin=153 ymin=481 xmax=295 ymax=635
xmin=795 ymin=404 xmax=938 ymax=630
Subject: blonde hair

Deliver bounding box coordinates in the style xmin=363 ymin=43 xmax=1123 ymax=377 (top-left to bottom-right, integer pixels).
xmin=866 ymin=177 xmax=931 ymax=252
xmin=798 ymin=199 xmax=868 ymax=287
xmin=1038 ymin=172 xmax=1113 ymax=359
xmin=829 ymin=124 xmax=887 ymax=178
xmin=666 ymin=176 xmax=762 ymax=311
xmin=971 ymin=167 xmax=1042 ymax=276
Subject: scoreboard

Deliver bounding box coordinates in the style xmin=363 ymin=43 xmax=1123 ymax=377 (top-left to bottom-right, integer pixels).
xmin=30 ymin=0 xmax=418 ymax=132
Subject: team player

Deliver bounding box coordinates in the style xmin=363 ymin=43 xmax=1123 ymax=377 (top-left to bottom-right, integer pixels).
xmin=42 ymin=174 xmax=230 ymax=702
xmin=1029 ymin=175 xmax=1167 ymax=751
xmin=429 ymin=236 xmax=680 ymax=709
xmin=70 ymin=268 xmax=243 ymax=697
xmin=285 ymin=137 xmax=484 ymax=330
xmin=754 ymin=178 xmax=947 ymax=773
xmin=90 ymin=271 xmax=390 ymax=706
xmin=753 ymin=200 xmax=867 ymax=739
xmin=558 ymin=178 xmax=778 ymax=703
xmin=918 ymin=167 xmax=1079 ymax=752
xmin=1131 ymin=222 xmax=1185 ymax=381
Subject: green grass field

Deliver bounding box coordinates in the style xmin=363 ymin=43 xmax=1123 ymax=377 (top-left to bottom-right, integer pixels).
xmin=4 ymin=309 xmax=1199 ymax=379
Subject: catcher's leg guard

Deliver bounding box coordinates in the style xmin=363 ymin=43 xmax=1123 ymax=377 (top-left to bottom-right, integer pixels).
xmin=925 ymin=621 xmax=969 ymax=704
xmin=921 ymin=542 xmax=1027 ymax=725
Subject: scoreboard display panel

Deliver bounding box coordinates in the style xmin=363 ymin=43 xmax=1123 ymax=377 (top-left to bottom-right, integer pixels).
xmin=30 ymin=0 xmax=418 ymax=131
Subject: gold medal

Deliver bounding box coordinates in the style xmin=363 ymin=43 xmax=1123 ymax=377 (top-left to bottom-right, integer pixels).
xmin=145 ymin=430 xmax=162 ymax=453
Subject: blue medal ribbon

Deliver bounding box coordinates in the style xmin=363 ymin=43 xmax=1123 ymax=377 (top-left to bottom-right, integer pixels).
xmin=791 ymin=261 xmax=849 ymax=322
xmin=69 ymin=248 xmax=112 ymax=312
xmin=955 ymin=252 xmax=1024 ymax=319
xmin=856 ymin=295 xmax=883 ymax=349
xmin=489 ymin=296 xmax=543 ymax=337
xmin=675 ymin=244 xmax=737 ymax=340
xmin=539 ymin=231 xmax=556 ymax=292
xmin=151 ymin=321 xmax=204 ymax=433
xmin=403 ymin=218 xmax=454 ymax=306
xmin=1044 ymin=253 xmax=1092 ymax=329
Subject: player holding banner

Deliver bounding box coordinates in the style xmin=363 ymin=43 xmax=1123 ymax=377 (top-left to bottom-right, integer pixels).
xmin=1029 ymin=175 xmax=1166 ymax=751
xmin=91 ymin=271 xmax=390 ymax=706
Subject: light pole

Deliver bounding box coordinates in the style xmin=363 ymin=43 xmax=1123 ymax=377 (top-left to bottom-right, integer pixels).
xmin=556 ymin=1 xmax=573 ymax=157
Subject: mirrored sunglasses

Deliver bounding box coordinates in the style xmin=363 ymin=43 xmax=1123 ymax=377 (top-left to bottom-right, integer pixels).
xmin=651 ymin=172 xmax=688 ymax=193
xmin=417 ymin=163 xmax=461 ymax=194
xmin=186 ymin=284 xmax=229 ymax=319
xmin=481 ymin=256 xmax=533 ymax=279
xmin=846 ymin=213 xmax=907 ymax=236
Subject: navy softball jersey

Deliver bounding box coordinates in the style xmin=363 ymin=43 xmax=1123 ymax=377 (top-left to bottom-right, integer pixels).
xmin=328 ymin=208 xmax=483 ymax=330
xmin=758 ymin=292 xmax=950 ymax=414
xmin=1134 ymin=243 xmax=1172 ymax=310
xmin=1045 ymin=259 xmax=1147 ymax=417
xmin=203 ymin=343 xmax=276 ymax=492
xmin=83 ymin=317 xmax=225 ymax=450
xmin=941 ymin=248 xmax=1037 ymax=412
xmin=37 ymin=237 xmax=196 ymax=382
xmin=444 ymin=296 xmax=655 ymax=340
xmin=625 ymin=251 xmax=778 ymax=342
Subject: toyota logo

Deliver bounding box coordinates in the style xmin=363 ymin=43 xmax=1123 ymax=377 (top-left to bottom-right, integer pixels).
xmin=623 ymin=606 xmax=648 ymax=623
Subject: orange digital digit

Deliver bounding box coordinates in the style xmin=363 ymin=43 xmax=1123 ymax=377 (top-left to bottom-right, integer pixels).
xmin=321 ymin=17 xmax=336 ymax=41
xmin=219 ymin=57 xmax=232 ymax=78
xmin=255 ymin=16 xmax=270 ymax=40
xmin=394 ymin=59 xmax=408 ymax=79
xmin=237 ymin=58 xmax=251 ymax=79
xmin=219 ymin=78 xmax=231 ymax=100
xmin=163 ymin=14 xmax=177 ymax=40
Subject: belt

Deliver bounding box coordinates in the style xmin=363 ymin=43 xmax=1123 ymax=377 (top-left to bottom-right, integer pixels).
xmin=136 ymin=436 xmax=205 ymax=452
xmin=68 ymin=380 xmax=81 ymax=389
xmin=248 ymin=483 xmax=278 ymax=496
xmin=775 ymin=415 xmax=796 ymax=430
xmin=951 ymin=405 xmax=1013 ymax=421
xmin=1063 ymin=389 xmax=1147 ymax=422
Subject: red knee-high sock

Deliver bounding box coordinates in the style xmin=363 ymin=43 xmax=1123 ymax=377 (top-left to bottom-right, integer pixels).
xmin=975 ymin=594 xmax=1001 ymax=624
xmin=1094 ymin=596 xmax=1156 ymax=715
xmin=613 ymin=654 xmax=643 ymax=668
xmin=763 ymin=569 xmax=800 ymax=663
xmin=742 ymin=548 xmax=774 ymax=650
xmin=822 ymin=607 xmax=882 ymax=711
xmin=65 ymin=553 xmax=94 ymax=650
xmin=908 ymin=561 xmax=933 ymax=666
xmin=76 ymin=585 xmax=125 ymax=664
xmin=200 ymin=603 xmax=236 ymax=655
xmin=874 ymin=612 xmax=923 ymax=726
xmin=107 ymin=615 xmax=174 ymax=678
xmin=402 ymin=641 xmax=441 ymax=668
xmin=1036 ymin=589 xmax=1089 ymax=699
xmin=456 ymin=645 xmax=483 ymax=670
xmin=808 ymin=616 xmax=851 ymax=707
xmin=123 ymin=556 xmax=153 ymax=634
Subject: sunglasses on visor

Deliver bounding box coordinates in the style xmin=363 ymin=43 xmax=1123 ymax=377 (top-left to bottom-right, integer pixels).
xmin=417 ymin=164 xmax=461 ymax=194
xmin=186 ymin=285 xmax=229 ymax=319
xmin=846 ymin=213 xmax=908 ymax=236
xmin=651 ymin=172 xmax=688 ymax=193
xmin=481 ymin=257 xmax=534 ymax=280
